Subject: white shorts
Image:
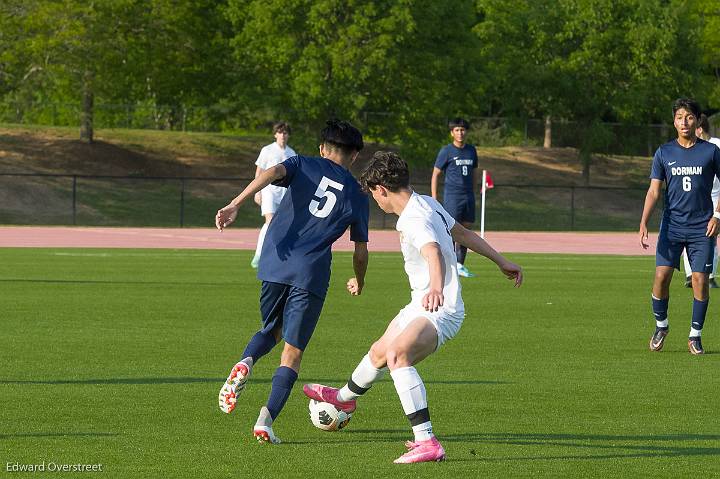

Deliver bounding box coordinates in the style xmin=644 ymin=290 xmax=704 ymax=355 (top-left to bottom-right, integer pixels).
xmin=391 ymin=303 xmax=464 ymax=349
xmin=260 ymin=186 xmax=285 ymax=216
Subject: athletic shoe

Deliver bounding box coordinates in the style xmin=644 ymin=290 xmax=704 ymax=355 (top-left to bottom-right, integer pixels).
xmin=302 ymin=383 xmax=356 ymax=413
xmin=250 ymin=255 xmax=260 ymax=269
xmin=649 ymin=327 xmax=669 ymax=352
xmin=688 ymin=337 xmax=704 ymax=355
xmin=685 ymin=276 xmax=692 ymax=288
xmin=710 ymin=278 xmax=719 ymax=289
xmin=457 ymin=264 xmax=476 ymax=278
xmin=218 ymin=360 xmax=251 ymax=414
xmin=393 ymin=437 xmax=446 ymax=464
xmin=253 ymin=425 xmax=281 ymax=444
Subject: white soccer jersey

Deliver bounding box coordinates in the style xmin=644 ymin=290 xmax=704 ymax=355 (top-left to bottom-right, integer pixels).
xmin=709 ymin=137 xmax=720 ymax=202
xmin=255 ymin=142 xmax=297 ymax=209
xmin=396 ymin=193 xmax=464 ymax=315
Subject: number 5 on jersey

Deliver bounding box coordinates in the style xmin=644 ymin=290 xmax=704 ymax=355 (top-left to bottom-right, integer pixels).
xmin=310 ymin=176 xmax=344 ymax=218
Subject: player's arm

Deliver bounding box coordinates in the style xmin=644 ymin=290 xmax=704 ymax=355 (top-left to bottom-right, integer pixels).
xmin=347 ymin=241 xmax=369 ymax=296
xmin=216 ymin=164 xmax=287 ymax=230
xmin=420 ymin=242 xmax=445 ymax=311
xmin=639 ymin=179 xmax=662 ymax=248
xmin=253 ymin=165 xmax=264 ymax=206
xmin=450 ymin=223 xmax=523 ymax=287
xmin=430 ymin=168 xmax=442 ymax=200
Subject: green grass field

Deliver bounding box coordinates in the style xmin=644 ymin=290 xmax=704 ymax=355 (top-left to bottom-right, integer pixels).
xmin=1 ymin=249 xmax=718 ymax=478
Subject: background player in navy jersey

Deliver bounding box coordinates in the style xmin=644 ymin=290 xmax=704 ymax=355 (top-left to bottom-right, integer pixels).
xmin=431 ymin=117 xmax=479 ymax=278
xmin=214 ymin=120 xmax=369 ymax=443
xmin=639 ymin=98 xmax=720 ymax=355
xmin=304 ymin=151 xmax=522 ymax=464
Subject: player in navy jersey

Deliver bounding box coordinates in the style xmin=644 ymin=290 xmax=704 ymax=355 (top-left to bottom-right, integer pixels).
xmin=431 ymin=118 xmax=479 ymax=278
xmin=214 ymin=120 xmax=370 ymax=443
xmin=639 ymin=98 xmax=720 ymax=355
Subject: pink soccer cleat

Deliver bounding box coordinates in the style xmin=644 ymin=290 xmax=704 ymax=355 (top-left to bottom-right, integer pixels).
xmin=302 ymin=383 xmax=356 ymax=413
xmin=218 ymin=361 xmax=251 ymax=414
xmin=393 ymin=437 xmax=446 ymax=464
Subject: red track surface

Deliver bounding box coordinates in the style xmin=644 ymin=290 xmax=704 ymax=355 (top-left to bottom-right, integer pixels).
xmin=0 ymin=227 xmax=652 ymax=255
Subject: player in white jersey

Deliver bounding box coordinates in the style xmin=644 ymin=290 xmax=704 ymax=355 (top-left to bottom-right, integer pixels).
xmin=683 ymin=114 xmax=720 ymax=288
xmin=251 ymin=122 xmax=297 ymax=268
xmin=303 ymin=151 xmax=522 ymax=464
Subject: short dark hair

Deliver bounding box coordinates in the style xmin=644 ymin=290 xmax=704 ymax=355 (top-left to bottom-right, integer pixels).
xmin=672 ymin=98 xmax=701 ymax=119
xmin=360 ymin=151 xmax=410 ymax=193
xmin=320 ymin=119 xmax=363 ymax=155
xmin=273 ymin=122 xmax=291 ymax=134
xmin=448 ymin=117 xmax=470 ymax=130
xmin=697 ymin=113 xmax=710 ymax=132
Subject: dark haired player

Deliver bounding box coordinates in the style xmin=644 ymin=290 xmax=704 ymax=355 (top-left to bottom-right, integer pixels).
xmin=304 ymin=151 xmax=522 ymax=463
xmin=431 ymin=117 xmax=479 ymax=277
xmin=215 ymin=120 xmax=369 ymax=443
xmin=639 ymin=99 xmax=720 ymax=355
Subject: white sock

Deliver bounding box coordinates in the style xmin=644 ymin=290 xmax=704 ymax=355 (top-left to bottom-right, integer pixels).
xmin=390 ymin=366 xmax=434 ymax=442
xmin=255 ymin=406 xmax=272 ymax=427
xmin=338 ymin=354 xmax=387 ymax=401
xmin=240 ymin=356 xmax=254 ymax=371
xmin=255 ymin=223 xmax=269 ymax=258
xmin=690 ymin=328 xmax=702 ymax=338
xmin=656 ymin=319 xmax=669 ymax=328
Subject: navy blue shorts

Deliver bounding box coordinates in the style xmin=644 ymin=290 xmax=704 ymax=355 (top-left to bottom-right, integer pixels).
xmin=656 ymin=224 xmax=715 ymax=273
xmin=259 ymin=281 xmax=325 ymax=351
xmin=443 ymin=193 xmax=476 ymax=223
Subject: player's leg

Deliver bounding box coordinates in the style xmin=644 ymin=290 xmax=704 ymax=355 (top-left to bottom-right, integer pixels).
xmin=650 ymin=226 xmax=679 ymax=351
xmin=303 ymin=312 xmax=405 ymax=411
xmin=254 ymin=286 xmax=324 ymax=443
xmin=252 ymin=188 xmax=277 ymax=268
xmin=710 ymin=242 xmax=719 ymax=288
xmin=218 ymin=282 xmax=286 ymax=414
xmin=687 ymin=237 xmax=713 ymax=355
xmin=385 ymin=316 xmax=445 ymax=463
xmin=682 ymin=248 xmax=692 ymax=287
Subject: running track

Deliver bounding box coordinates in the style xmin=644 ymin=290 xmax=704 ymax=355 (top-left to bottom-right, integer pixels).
xmin=0 ymin=227 xmax=652 ymax=255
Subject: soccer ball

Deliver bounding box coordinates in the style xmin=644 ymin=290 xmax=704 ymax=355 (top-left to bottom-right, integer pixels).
xmin=308 ymin=399 xmax=352 ymax=431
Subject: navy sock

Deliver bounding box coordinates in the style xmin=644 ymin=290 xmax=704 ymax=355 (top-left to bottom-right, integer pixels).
xmin=242 ymin=330 xmax=277 ymax=364
xmin=691 ymin=298 xmax=709 ymax=332
xmin=455 ymin=243 xmax=468 ymax=264
xmin=266 ymin=366 xmax=298 ymax=420
xmin=651 ymin=296 xmax=669 ymax=326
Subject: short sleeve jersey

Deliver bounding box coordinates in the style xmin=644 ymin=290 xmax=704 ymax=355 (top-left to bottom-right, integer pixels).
xmin=258 ymin=155 xmax=369 ymax=298
xmin=434 ymin=143 xmax=478 ymax=195
xmin=709 ymin=137 xmax=720 ymax=201
xmin=650 ymin=138 xmax=720 ymax=233
xmin=396 ymin=193 xmax=464 ymax=316
xmin=255 ymin=142 xmax=297 ymax=196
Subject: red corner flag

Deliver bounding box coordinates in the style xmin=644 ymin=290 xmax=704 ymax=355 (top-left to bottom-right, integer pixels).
xmin=484 ymin=170 xmax=494 ymax=190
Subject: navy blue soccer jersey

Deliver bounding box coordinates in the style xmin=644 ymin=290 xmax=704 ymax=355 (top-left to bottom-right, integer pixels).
xmin=650 ymin=139 xmax=720 ymax=233
xmin=257 ymin=155 xmax=369 ymax=298
xmin=434 ymin=143 xmax=478 ymax=195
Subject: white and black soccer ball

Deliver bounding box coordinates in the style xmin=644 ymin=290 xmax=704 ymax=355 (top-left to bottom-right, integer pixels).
xmin=308 ymin=399 xmax=352 ymax=431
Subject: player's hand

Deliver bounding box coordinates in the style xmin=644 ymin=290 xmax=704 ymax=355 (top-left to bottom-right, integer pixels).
xmin=498 ymin=260 xmax=523 ymax=287
xmin=254 ymin=192 xmax=262 ymax=207
xmin=639 ymin=224 xmax=650 ymax=249
xmin=347 ymin=277 xmax=363 ymax=296
xmin=215 ymin=204 xmax=239 ymax=231
xmin=422 ymin=289 xmax=443 ymax=312
xmin=707 ymin=217 xmax=719 ymax=237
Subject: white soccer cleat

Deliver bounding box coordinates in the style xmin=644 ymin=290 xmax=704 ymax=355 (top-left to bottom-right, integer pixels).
xmin=218 ymin=360 xmax=251 ymax=414
xmin=253 ymin=425 xmax=282 ymax=444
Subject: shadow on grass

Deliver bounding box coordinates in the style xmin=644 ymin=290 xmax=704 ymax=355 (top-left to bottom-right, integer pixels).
xmin=442 ymin=432 xmax=720 ymax=462
xmin=0 ymin=432 xmax=118 ymax=440
xmin=0 ymin=377 xmax=510 ymax=386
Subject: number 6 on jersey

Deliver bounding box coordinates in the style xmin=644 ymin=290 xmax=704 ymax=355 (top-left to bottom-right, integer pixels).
xmin=310 ymin=176 xmax=345 ymax=218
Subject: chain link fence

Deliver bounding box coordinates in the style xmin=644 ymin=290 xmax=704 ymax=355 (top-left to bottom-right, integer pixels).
xmin=0 ymin=173 xmax=662 ymax=231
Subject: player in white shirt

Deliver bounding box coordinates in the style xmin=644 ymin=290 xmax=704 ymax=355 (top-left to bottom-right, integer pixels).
xmin=303 ymin=151 xmax=522 ymax=464
xmin=251 ymin=122 xmax=297 ymax=268
xmin=683 ymin=114 xmax=720 ymax=288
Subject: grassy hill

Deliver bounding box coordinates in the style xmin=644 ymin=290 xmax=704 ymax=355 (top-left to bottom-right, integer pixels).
xmin=0 ymin=124 xmax=658 ymax=230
